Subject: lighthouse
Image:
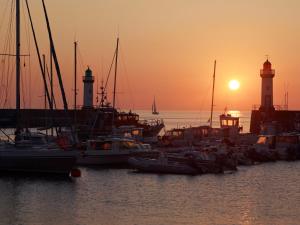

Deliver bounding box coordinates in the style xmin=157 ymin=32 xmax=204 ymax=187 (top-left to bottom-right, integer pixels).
xmin=82 ymin=67 xmax=94 ymax=108
xmin=259 ymin=60 xmax=275 ymax=112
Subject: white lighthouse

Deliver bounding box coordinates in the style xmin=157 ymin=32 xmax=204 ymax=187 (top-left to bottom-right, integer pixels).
xmin=259 ymin=60 xmax=275 ymax=111
xmin=82 ymin=67 xmax=94 ymax=108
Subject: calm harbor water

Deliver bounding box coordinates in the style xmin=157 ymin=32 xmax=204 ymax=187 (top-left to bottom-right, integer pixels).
xmin=0 ymin=111 xmax=299 ymax=225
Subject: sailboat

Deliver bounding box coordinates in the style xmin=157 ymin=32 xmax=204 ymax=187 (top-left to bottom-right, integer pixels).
xmin=0 ymin=0 xmax=79 ymax=176
xmin=152 ymin=97 xmax=159 ymax=115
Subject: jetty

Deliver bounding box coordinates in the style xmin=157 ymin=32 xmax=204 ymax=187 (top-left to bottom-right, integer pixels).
xmin=250 ymin=60 xmax=300 ymax=134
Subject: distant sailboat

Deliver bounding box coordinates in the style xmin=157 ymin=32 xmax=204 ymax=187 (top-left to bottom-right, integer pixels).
xmin=152 ymin=97 xmax=159 ymax=115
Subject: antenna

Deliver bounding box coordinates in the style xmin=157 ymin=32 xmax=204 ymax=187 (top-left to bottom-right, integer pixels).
xmin=74 ymin=41 xmax=78 ymax=128
xmin=74 ymin=41 xmax=77 ymax=110
xmin=265 ymin=54 xmax=269 ymax=60
xmin=210 ymin=60 xmax=216 ymax=128
xmin=283 ymin=82 xmax=289 ymax=110
xmin=112 ymin=37 xmax=119 ymax=131
xmin=16 ymin=0 xmax=21 ymax=130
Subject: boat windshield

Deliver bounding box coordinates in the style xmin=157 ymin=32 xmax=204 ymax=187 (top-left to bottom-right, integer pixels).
xmin=90 ymin=141 xmax=112 ymax=150
xmin=172 ymin=130 xmax=183 ymax=137
xmin=120 ymin=141 xmax=138 ymax=149
xmin=221 ymin=119 xmax=239 ymax=127
xmin=257 ymin=136 xmax=268 ymax=144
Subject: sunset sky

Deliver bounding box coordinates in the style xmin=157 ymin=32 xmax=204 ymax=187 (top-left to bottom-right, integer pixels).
xmin=1 ymin=0 xmax=300 ymax=111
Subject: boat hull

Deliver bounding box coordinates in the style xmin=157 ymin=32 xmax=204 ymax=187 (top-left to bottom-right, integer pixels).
xmin=128 ymin=157 xmax=198 ymax=175
xmin=77 ymin=153 xmax=130 ymax=166
xmin=77 ymin=150 xmax=159 ymax=166
xmin=0 ymin=149 xmax=78 ymax=175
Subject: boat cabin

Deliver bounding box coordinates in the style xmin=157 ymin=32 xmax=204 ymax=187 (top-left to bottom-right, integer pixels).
xmin=220 ymin=114 xmax=239 ymax=128
xmin=219 ymin=114 xmax=242 ymax=136
xmin=116 ymin=112 xmax=139 ymax=125
xmin=162 ymin=126 xmax=211 ymax=146
xmin=116 ymin=126 xmax=144 ymax=141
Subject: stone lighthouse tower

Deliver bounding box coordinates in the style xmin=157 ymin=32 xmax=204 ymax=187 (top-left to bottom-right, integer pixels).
xmin=82 ymin=67 xmax=94 ymax=108
xmin=259 ymin=60 xmax=275 ymax=112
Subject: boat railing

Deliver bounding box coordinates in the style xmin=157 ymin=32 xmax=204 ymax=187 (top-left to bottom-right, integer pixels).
xmin=139 ymin=119 xmax=164 ymax=126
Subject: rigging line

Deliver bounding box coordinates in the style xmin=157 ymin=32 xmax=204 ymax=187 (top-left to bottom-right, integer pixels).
xmin=23 ymin=4 xmax=31 ymax=109
xmin=0 ymin=0 xmax=14 ymax=90
xmin=6 ymin=53 xmax=14 ymax=108
xmin=0 ymin=54 xmax=30 ymax=56
xmin=0 ymin=128 xmax=14 ymax=143
xmin=5 ymin=0 xmax=14 ymax=50
xmin=104 ymin=49 xmax=116 ymax=90
xmin=20 ymin=3 xmax=29 ymax=109
xmin=0 ymin=58 xmax=6 ymax=106
xmin=28 ymin=51 xmax=31 ymax=108
xmin=0 ymin=8 xmax=11 ymax=102
xmin=6 ymin=59 xmax=14 ymax=108
xmin=26 ymin=0 xmax=53 ymax=110
xmin=119 ymin=45 xmax=135 ymax=110
xmin=21 ymin=63 xmax=26 ymax=108
xmin=5 ymin=1 xmax=15 ymax=108
xmin=21 ymin=0 xmax=31 ymax=56
xmin=25 ymin=4 xmax=32 ymax=109
xmin=45 ymin=63 xmax=57 ymax=109
xmin=77 ymin=46 xmax=85 ymax=73
xmin=8 ymin=8 xmax=15 ymax=109
xmin=0 ymin=0 xmax=10 ymax=36
xmin=2 ymin=2 xmax=14 ymax=108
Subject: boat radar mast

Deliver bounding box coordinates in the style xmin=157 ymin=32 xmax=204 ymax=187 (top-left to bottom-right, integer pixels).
xmin=209 ymin=60 xmax=216 ymax=128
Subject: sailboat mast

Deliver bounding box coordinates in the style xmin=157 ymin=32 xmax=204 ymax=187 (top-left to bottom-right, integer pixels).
xmin=74 ymin=41 xmax=77 ymax=126
xmin=16 ymin=0 xmax=21 ymax=128
xmin=25 ymin=0 xmax=52 ymax=110
xmin=112 ymin=38 xmax=119 ymax=110
xmin=50 ymin=47 xmax=53 ymax=135
xmin=42 ymin=0 xmax=68 ymax=111
xmin=50 ymin=46 xmax=53 ymax=109
xmin=210 ymin=60 xmax=216 ymax=127
xmin=111 ymin=38 xmax=119 ymax=130
xmin=74 ymin=41 xmax=77 ymax=110
xmin=43 ymin=54 xmax=48 ymax=135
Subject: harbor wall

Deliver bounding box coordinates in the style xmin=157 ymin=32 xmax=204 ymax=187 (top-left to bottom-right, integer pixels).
xmin=250 ymin=110 xmax=300 ymax=134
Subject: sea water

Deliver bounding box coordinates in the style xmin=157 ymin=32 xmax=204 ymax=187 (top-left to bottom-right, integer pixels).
xmin=0 ymin=111 xmax=299 ymax=225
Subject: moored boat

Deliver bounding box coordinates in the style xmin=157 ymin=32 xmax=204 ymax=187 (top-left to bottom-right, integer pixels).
xmin=128 ymin=153 xmax=199 ymax=175
xmin=77 ymin=136 xmax=157 ymax=166
xmin=0 ymin=130 xmax=79 ymax=176
xmin=0 ymin=144 xmax=78 ymax=175
xmin=0 ymin=1 xmax=79 ymax=177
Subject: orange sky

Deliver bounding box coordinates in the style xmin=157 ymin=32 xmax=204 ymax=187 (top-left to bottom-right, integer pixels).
xmin=1 ymin=0 xmax=300 ymax=111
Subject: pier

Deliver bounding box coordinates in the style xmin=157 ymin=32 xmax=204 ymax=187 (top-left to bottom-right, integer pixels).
xmin=250 ymin=109 xmax=300 ymax=134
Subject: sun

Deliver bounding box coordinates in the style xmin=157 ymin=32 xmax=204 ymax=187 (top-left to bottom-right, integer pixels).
xmin=228 ymin=80 xmax=240 ymax=91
